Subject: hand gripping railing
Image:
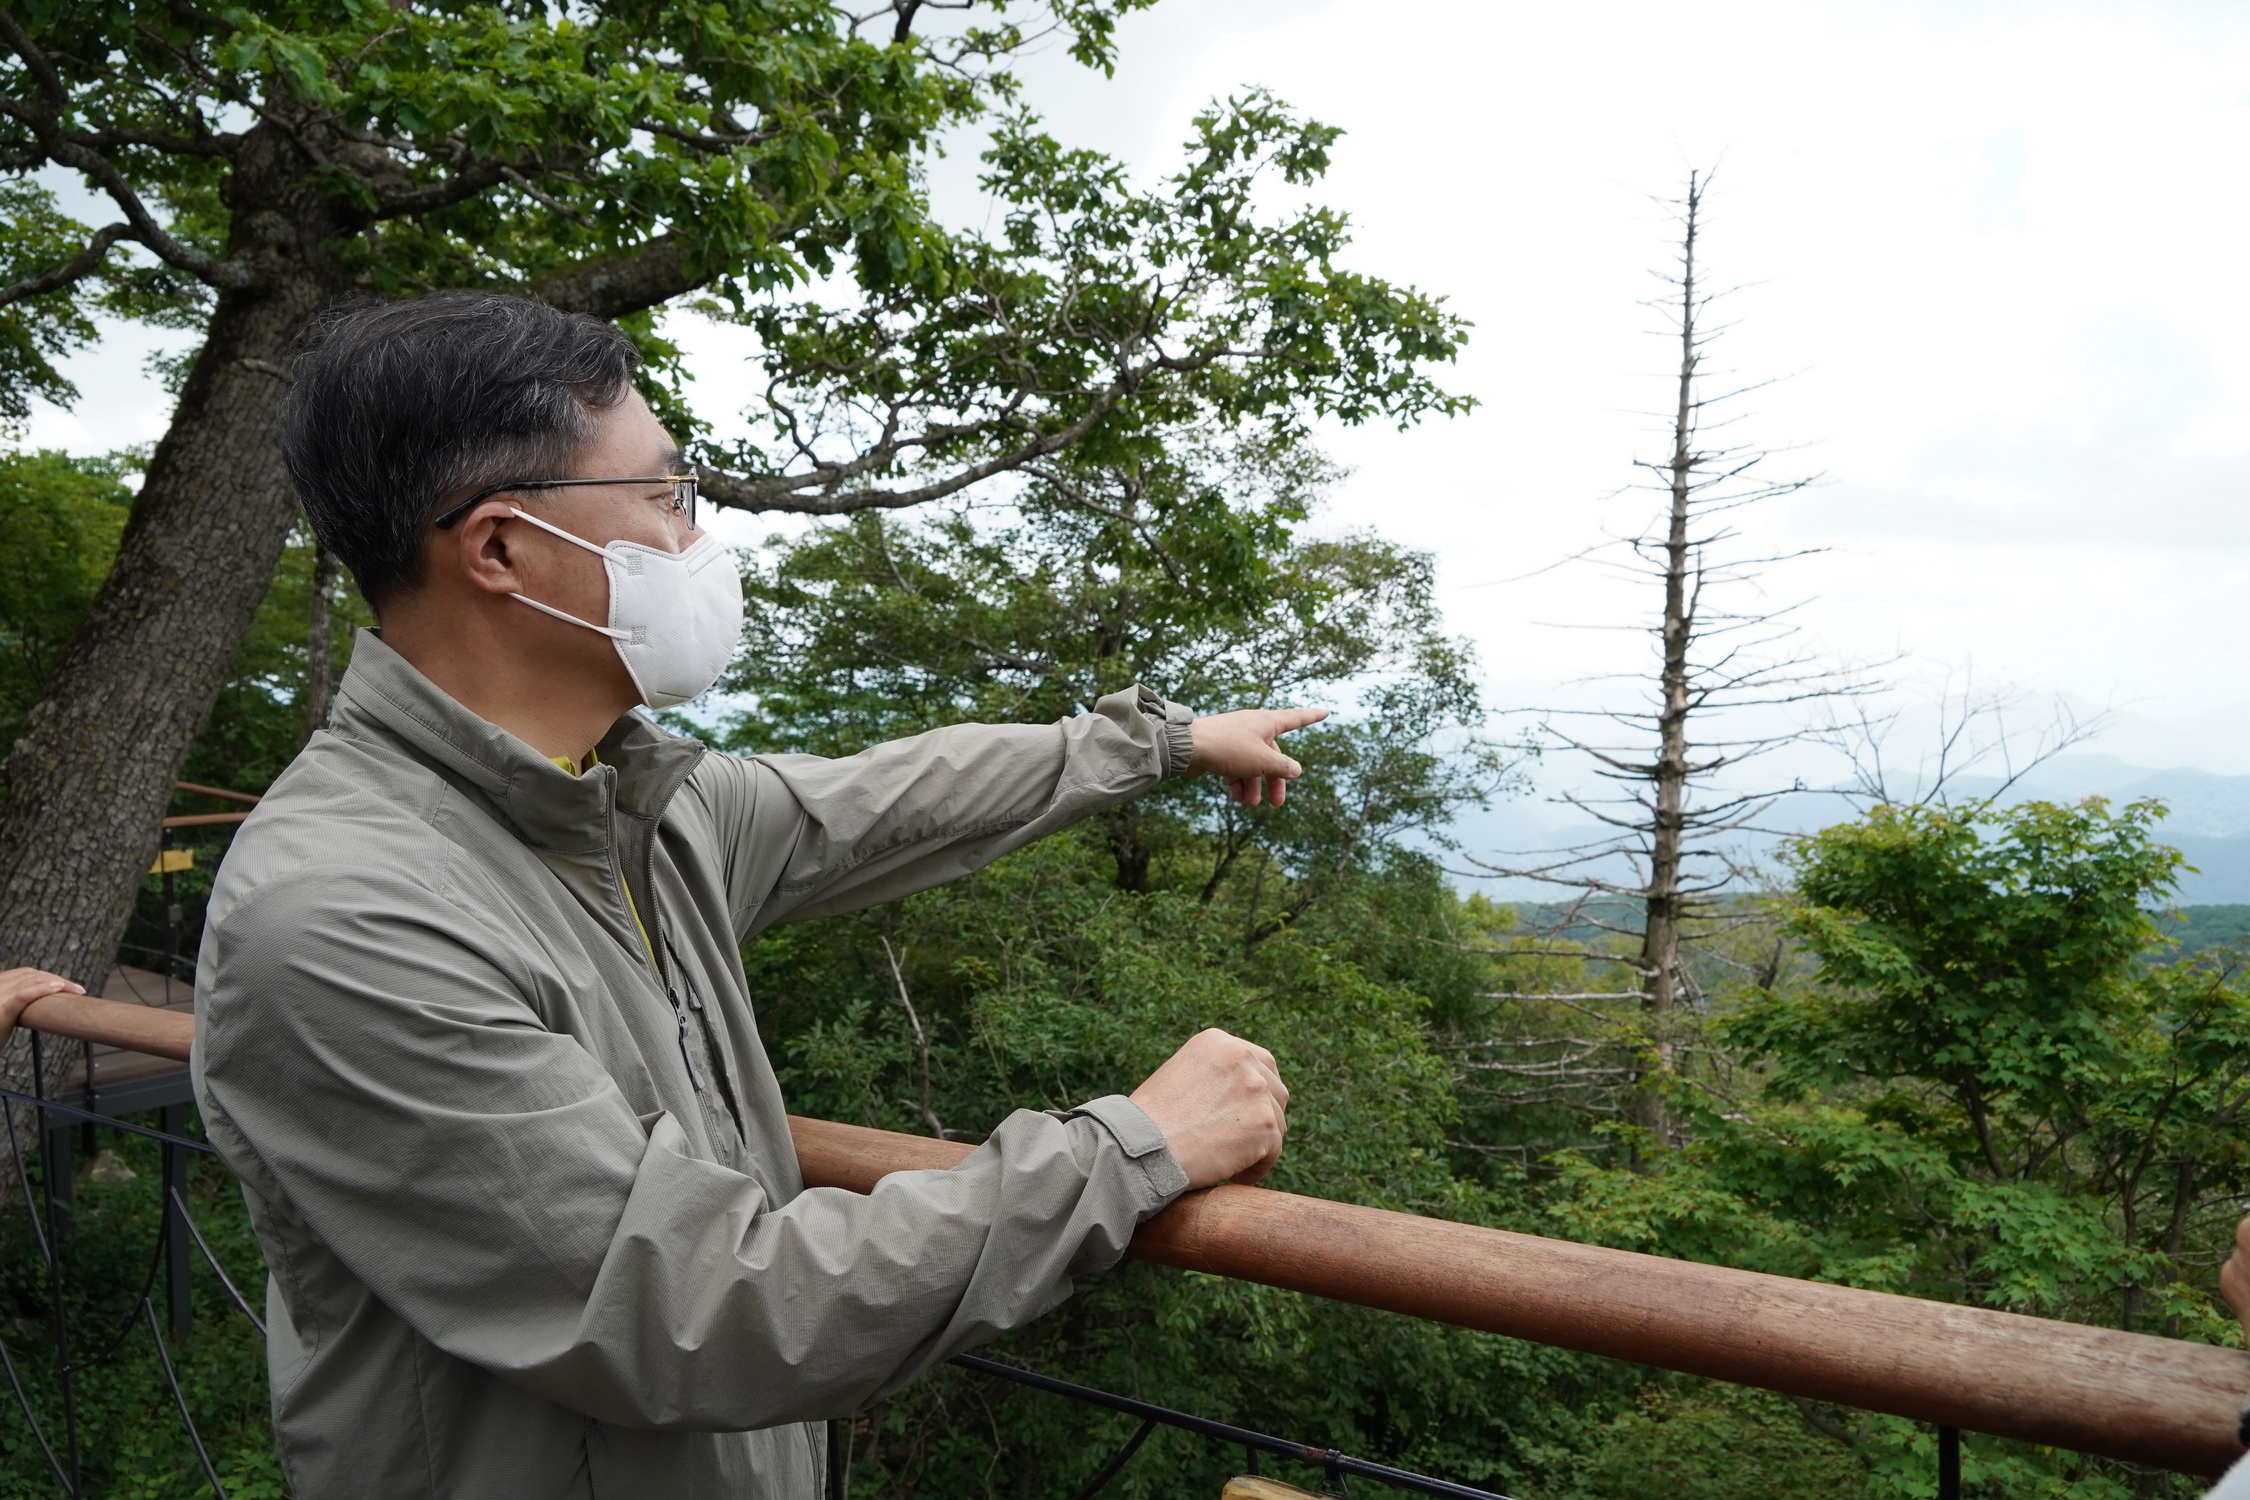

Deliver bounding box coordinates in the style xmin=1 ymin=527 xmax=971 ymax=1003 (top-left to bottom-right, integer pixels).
xmin=15 ymin=996 xmax=2250 ymax=1479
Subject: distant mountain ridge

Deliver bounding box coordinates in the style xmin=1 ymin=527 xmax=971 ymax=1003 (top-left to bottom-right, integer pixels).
xmin=1951 ymin=754 xmax=2250 ymax=839
xmin=1449 ymin=753 xmax=2250 ymax=905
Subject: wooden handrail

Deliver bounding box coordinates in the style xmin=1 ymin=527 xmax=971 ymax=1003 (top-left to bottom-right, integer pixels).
xmin=791 ymin=1115 xmax=2250 ymax=1477
xmin=163 ymin=781 xmax=260 ymax=828
xmin=15 ymin=999 xmax=2242 ymax=1477
xmin=173 ymin=781 xmax=261 ymax=807
xmin=6 ymin=993 xmax=195 ymax=1061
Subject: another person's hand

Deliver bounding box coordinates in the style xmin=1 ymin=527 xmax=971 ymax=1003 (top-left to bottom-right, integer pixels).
xmin=0 ymin=967 xmax=86 ymax=1051
xmin=2223 ymin=1216 xmax=2250 ymax=1336
xmin=1128 ymin=1027 xmax=1289 ymax=1189
xmin=1187 ymin=707 xmax=1329 ymax=807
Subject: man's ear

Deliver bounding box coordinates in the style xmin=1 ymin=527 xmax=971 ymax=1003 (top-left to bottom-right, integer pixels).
xmin=443 ymin=504 xmax=524 ymax=598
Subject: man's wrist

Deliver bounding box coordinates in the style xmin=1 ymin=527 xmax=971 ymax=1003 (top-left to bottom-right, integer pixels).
xmin=1134 ymin=687 xmax=1197 ymax=779
xmin=1057 ymin=1094 xmax=1191 ymax=1208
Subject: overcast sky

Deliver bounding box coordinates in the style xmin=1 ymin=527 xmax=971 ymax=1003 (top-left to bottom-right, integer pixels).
xmin=23 ymin=0 xmax=2250 ymax=774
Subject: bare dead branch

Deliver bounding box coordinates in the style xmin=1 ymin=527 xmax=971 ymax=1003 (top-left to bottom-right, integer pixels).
xmin=880 ymin=937 xmax=950 ymax=1142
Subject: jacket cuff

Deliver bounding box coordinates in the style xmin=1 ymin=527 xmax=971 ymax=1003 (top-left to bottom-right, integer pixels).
xmin=1060 ymin=1094 xmax=1190 ymax=1211
xmin=1134 ymin=688 xmax=1196 ymax=780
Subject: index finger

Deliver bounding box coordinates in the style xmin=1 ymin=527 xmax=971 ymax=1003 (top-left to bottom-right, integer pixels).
xmin=1268 ymin=707 xmax=1330 ymax=735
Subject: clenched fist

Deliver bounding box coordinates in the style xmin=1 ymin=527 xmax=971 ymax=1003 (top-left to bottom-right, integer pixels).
xmin=1129 ymin=1027 xmax=1290 ymax=1189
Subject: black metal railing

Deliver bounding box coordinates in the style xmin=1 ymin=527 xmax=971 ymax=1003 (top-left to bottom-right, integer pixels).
xmin=929 ymin=1354 xmax=1511 ymax=1499
xmin=1 ymin=1064 xmax=254 ymax=1498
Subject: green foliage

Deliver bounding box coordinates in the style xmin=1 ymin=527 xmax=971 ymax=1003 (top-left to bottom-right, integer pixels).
xmin=2 ymin=5 xmax=1466 ymax=509
xmin=722 ymin=427 xmax=1505 ymax=917
xmin=0 ymin=449 xmax=131 ymax=754
xmin=0 ymin=188 xmax=106 ymax=426
xmin=725 ymin=433 xmax=1371 ymax=745
xmin=0 ymin=1120 xmax=279 ymax=1498
xmin=713 ymin=93 xmax=1472 ymax=493
xmin=1540 ymin=799 xmax=2250 ymax=1496
xmin=757 ymin=832 xmax=1625 ymax=1497
xmin=2164 ymin=906 xmax=2250 ymax=958
xmin=1547 ymin=1384 xmax=1869 ymax=1500
xmin=1754 ymin=799 xmax=2184 ymax=1111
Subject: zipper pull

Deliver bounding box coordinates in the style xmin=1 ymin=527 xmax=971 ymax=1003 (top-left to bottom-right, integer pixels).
xmin=669 ymin=986 xmax=704 ymax=1090
xmin=664 ymin=933 xmax=706 ymax=1010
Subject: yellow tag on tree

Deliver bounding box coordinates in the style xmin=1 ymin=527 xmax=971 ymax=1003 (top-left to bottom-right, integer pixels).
xmin=149 ymin=848 xmax=194 ymax=875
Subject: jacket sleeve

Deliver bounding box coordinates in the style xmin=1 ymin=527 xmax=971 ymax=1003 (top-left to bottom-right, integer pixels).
xmin=194 ymin=864 xmax=1187 ymax=1432
xmin=691 ymin=685 xmax=1196 ymax=940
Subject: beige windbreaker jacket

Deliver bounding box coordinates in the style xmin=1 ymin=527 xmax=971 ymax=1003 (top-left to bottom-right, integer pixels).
xmin=191 ymin=630 xmax=1197 ymax=1499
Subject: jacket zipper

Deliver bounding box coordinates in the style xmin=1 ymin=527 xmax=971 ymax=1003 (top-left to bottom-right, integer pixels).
xmin=610 ymin=822 xmax=704 ymax=1094
xmin=664 ymin=931 xmax=747 ymax=1141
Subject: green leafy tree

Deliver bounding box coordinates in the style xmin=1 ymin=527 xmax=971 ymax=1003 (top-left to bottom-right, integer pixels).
xmin=724 ymin=430 xmax=1504 ymax=905
xmin=0 ymin=1 xmax=1468 ymax=1023
xmin=1543 ymin=797 xmax=2250 ymax=1496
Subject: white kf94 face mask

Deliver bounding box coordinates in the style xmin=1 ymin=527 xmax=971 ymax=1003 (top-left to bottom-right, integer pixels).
xmin=503 ymin=507 xmax=744 ymax=710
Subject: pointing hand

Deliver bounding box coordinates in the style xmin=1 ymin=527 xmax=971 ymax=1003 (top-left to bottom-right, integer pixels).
xmin=1186 ymin=706 xmax=1329 ymax=807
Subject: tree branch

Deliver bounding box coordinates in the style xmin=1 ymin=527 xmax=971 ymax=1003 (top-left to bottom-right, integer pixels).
xmin=700 ymin=350 xmax=1219 ymax=516
xmin=0 ymin=12 xmax=253 ymax=292
xmin=0 ymin=221 xmax=131 ymax=310
xmin=530 ymin=234 xmax=698 ymax=320
xmin=369 ymin=155 xmax=518 ymax=219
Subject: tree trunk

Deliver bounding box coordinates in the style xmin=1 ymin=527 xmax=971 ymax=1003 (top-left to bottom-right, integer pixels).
xmin=0 ymin=279 xmax=321 ymax=1108
xmin=1634 ymin=178 xmax=1704 ymax=1146
xmin=1104 ymin=805 xmax=1153 ymax=893
xmin=303 ymin=542 xmax=340 ymax=744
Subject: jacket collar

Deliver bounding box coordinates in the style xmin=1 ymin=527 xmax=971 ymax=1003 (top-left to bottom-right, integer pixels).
xmin=328 ymin=629 xmax=706 ymax=853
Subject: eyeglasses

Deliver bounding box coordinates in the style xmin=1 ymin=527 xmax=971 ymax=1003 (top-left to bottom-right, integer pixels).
xmin=431 ymin=473 xmax=698 ymax=531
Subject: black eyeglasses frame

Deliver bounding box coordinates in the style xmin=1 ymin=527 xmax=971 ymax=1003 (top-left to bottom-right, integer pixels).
xmin=430 ymin=474 xmax=698 ymax=532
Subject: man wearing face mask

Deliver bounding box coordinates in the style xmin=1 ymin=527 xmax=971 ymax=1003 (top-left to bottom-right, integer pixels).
xmin=192 ymin=293 xmax=1314 ymax=1499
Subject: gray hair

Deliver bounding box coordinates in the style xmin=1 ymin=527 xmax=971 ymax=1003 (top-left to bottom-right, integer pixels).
xmin=280 ymin=292 xmax=640 ymax=611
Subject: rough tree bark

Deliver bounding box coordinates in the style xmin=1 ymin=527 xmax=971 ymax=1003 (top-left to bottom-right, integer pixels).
xmin=0 ymin=124 xmax=340 ymax=1104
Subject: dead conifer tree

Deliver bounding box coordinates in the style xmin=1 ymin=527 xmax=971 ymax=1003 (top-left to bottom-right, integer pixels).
xmin=1462 ymin=172 xmax=1876 ymax=1146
